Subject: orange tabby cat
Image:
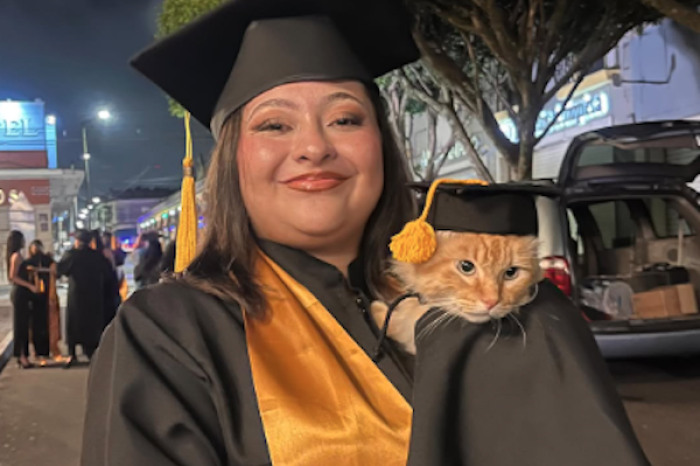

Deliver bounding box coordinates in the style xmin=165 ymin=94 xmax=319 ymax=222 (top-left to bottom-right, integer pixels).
xmin=372 ymin=231 xmax=543 ymax=354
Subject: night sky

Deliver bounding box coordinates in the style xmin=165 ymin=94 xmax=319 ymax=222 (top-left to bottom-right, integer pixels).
xmin=0 ymin=0 xmax=214 ymax=196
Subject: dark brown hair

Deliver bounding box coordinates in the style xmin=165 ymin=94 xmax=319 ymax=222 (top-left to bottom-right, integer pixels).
xmin=6 ymin=230 xmax=24 ymax=274
xmin=180 ymin=84 xmax=414 ymax=316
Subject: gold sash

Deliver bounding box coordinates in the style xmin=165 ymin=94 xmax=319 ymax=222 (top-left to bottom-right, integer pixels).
xmin=244 ymin=253 xmax=412 ymax=465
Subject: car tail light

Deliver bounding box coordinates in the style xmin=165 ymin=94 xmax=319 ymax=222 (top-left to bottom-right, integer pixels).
xmin=540 ymin=256 xmax=572 ymax=296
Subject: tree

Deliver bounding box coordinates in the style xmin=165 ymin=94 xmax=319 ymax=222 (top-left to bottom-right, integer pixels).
xmin=157 ymin=0 xmax=227 ymax=117
xmin=379 ymin=64 xmax=494 ymax=182
xmin=405 ymin=0 xmax=680 ymax=179
xmin=640 ymin=0 xmax=700 ymax=32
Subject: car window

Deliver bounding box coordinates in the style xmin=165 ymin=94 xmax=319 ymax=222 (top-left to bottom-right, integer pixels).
xmin=644 ymin=198 xmax=695 ymax=238
xmin=588 ymin=201 xmax=635 ymax=249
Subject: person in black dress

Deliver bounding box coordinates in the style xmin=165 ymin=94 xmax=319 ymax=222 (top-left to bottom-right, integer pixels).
xmin=6 ymin=230 xmax=37 ymax=369
xmin=26 ymin=240 xmax=53 ymax=364
xmin=81 ymin=1 xmax=650 ymax=465
xmin=57 ymin=230 xmax=117 ymax=367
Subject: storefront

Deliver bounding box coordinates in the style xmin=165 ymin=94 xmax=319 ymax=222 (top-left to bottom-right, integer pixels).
xmin=495 ymin=69 xmax=621 ymax=180
xmin=0 ymin=99 xmax=84 ymax=282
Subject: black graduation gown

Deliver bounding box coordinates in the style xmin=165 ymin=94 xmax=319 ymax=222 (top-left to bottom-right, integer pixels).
xmin=408 ymin=280 xmax=650 ymax=466
xmin=81 ymin=242 xmax=412 ymax=466
xmin=57 ymin=247 xmax=116 ymax=349
xmin=81 ymin=244 xmax=647 ymax=465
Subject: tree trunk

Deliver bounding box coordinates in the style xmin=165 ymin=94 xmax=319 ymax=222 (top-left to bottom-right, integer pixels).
xmin=641 ymin=0 xmax=700 ymax=33
xmin=515 ymin=117 xmax=538 ymax=180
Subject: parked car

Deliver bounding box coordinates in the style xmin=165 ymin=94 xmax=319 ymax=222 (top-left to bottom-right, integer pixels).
xmin=535 ymin=120 xmax=700 ymax=358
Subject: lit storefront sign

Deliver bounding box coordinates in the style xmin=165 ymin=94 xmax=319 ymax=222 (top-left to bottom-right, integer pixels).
xmin=0 ymin=100 xmax=58 ymax=168
xmin=498 ymin=89 xmax=611 ymax=143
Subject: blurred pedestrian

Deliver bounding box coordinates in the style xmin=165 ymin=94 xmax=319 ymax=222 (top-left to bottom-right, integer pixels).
xmin=6 ymin=230 xmax=37 ymax=369
xmin=103 ymin=231 xmax=128 ymax=303
xmin=160 ymin=240 xmax=176 ymax=275
xmin=26 ymin=240 xmax=54 ymax=365
xmin=134 ymin=234 xmax=163 ymax=289
xmin=57 ymin=230 xmax=116 ymax=368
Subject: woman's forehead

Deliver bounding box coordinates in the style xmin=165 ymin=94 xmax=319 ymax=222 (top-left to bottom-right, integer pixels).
xmin=243 ymin=80 xmax=370 ymax=114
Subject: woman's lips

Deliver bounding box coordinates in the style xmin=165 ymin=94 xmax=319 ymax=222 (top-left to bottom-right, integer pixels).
xmin=283 ymin=172 xmax=348 ymax=192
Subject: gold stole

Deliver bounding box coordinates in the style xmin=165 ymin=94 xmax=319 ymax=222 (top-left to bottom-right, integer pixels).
xmin=244 ymin=253 xmax=412 ymax=465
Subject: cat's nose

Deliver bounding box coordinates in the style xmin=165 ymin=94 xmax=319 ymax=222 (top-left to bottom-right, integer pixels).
xmin=481 ymin=297 xmax=499 ymax=310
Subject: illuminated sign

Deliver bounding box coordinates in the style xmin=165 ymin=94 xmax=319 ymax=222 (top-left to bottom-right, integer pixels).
xmin=0 ymin=101 xmax=46 ymax=151
xmin=498 ymin=89 xmax=610 ymax=143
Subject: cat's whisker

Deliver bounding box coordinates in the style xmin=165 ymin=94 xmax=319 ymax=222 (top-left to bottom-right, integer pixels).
xmin=485 ymin=319 xmax=502 ymax=354
xmin=508 ymin=314 xmax=527 ymax=350
xmin=417 ymin=311 xmax=451 ymax=341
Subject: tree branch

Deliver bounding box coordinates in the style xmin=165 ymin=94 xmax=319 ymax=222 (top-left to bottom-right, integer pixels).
xmin=534 ymin=70 xmax=586 ymax=145
xmin=641 ymin=0 xmax=700 ymax=33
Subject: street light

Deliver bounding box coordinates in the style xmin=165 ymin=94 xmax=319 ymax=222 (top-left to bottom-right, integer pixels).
xmin=92 ymin=196 xmax=101 ymax=204
xmin=46 ymin=115 xmax=56 ymax=125
xmin=82 ymin=109 xmax=111 ymax=230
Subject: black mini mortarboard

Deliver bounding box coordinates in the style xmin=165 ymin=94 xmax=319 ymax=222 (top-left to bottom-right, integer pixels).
xmin=389 ymin=179 xmax=540 ymax=264
xmin=130 ymin=0 xmax=420 ymax=139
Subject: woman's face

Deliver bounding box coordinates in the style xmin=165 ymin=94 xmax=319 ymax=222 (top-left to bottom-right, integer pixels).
xmin=237 ymin=81 xmax=384 ymax=254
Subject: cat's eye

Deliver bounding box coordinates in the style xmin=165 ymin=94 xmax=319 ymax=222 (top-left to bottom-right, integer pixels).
xmin=458 ymin=260 xmax=476 ymax=275
xmin=504 ymin=267 xmax=520 ymax=280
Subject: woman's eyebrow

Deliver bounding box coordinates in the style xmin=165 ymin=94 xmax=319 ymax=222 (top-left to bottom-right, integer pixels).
xmin=247 ymin=98 xmax=299 ymax=122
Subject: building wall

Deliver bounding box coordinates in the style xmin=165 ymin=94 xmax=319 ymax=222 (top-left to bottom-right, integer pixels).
xmin=410 ymin=19 xmax=700 ymax=182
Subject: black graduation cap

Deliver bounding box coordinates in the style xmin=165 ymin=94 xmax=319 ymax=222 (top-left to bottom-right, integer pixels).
xmin=130 ymin=0 xmax=420 ymax=139
xmin=412 ymin=181 xmax=539 ymax=236
xmin=390 ymin=179 xmax=541 ymax=264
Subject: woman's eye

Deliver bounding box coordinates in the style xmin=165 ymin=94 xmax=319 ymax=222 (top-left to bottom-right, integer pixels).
xmin=331 ymin=115 xmax=361 ymax=127
xmin=504 ymin=267 xmax=520 ymax=280
xmin=458 ymin=260 xmax=476 ymax=275
xmin=256 ymin=121 xmax=288 ymax=132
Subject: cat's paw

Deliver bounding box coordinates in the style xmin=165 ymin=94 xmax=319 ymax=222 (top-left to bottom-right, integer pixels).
xmin=370 ymin=300 xmax=390 ymax=328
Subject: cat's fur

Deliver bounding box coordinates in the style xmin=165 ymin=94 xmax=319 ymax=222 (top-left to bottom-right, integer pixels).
xmin=372 ymin=231 xmax=543 ymax=354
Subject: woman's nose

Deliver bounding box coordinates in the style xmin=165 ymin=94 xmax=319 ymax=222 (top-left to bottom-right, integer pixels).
xmin=292 ymin=124 xmax=337 ymax=164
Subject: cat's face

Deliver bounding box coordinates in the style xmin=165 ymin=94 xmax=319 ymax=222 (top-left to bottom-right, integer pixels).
xmin=391 ymin=231 xmax=542 ymax=323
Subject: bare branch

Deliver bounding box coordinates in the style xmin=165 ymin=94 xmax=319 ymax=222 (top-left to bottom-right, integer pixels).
xmin=534 ymin=71 xmax=586 ymax=145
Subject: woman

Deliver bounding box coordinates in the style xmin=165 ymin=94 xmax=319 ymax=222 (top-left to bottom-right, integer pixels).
xmin=6 ymin=230 xmax=37 ymax=369
xmin=26 ymin=240 xmax=55 ymax=364
xmin=82 ymin=1 xmax=649 ymax=465
xmin=90 ymin=230 xmax=120 ymax=327
xmin=133 ymin=235 xmax=163 ymax=289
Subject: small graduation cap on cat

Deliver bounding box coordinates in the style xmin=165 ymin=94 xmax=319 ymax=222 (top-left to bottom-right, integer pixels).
xmin=390 ymin=178 xmax=540 ymax=264
xmin=128 ymin=0 xmax=420 ymax=272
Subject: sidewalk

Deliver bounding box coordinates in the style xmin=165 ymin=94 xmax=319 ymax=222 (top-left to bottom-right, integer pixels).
xmin=0 ymin=363 xmax=88 ymax=466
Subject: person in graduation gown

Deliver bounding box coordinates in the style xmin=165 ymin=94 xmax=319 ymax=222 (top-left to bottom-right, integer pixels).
xmin=81 ymin=0 xmax=650 ymax=465
xmin=57 ymin=230 xmax=117 ymax=367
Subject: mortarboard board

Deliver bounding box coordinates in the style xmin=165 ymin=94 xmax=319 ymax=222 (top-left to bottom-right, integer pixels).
xmin=389 ymin=178 xmax=540 ymax=264
xmin=130 ymin=0 xmax=420 ymax=138
xmin=129 ymin=0 xmax=420 ymax=273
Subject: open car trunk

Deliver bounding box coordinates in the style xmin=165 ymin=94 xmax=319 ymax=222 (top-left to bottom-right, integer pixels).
xmin=558 ymin=121 xmax=700 ymax=328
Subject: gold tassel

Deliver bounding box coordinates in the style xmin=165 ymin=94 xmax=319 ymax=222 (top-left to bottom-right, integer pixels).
xmin=175 ymin=112 xmax=198 ymax=273
xmin=390 ymin=178 xmax=488 ymax=264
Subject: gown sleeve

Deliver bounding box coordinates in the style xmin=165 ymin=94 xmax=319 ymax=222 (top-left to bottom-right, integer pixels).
xmin=81 ymin=288 xmax=228 ymax=466
xmin=407 ymin=280 xmax=651 ymax=466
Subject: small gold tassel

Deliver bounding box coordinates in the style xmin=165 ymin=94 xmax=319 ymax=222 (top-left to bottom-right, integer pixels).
xmin=390 ymin=178 xmax=488 ymax=264
xmin=175 ymin=112 xmax=198 ymax=273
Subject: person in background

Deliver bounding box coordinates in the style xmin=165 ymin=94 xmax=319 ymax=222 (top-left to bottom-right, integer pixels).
xmin=134 ymin=235 xmax=163 ymax=289
xmin=6 ymin=230 xmax=37 ymax=369
xmin=26 ymin=240 xmax=53 ymax=365
xmin=96 ymin=231 xmax=122 ymax=326
xmin=57 ymin=230 xmax=116 ymax=368
xmin=104 ymin=232 xmax=129 ymax=302
xmin=160 ymin=240 xmax=176 ymax=276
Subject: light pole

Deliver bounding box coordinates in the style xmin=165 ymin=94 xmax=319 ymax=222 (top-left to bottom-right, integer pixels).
xmin=81 ymin=109 xmax=111 ymax=229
